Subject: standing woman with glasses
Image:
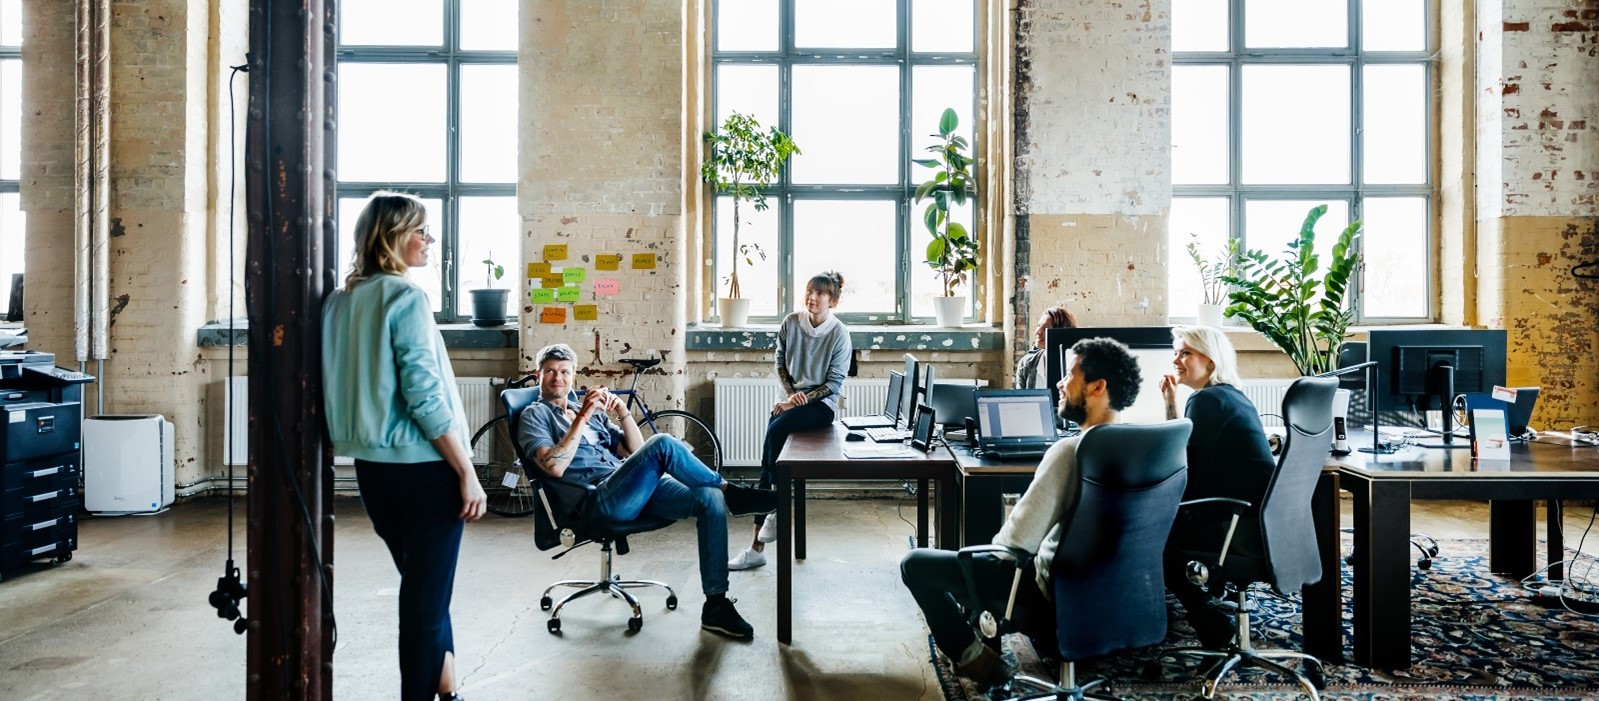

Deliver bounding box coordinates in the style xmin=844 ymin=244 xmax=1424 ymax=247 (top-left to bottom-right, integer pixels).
xmin=322 ymin=192 xmax=486 ymax=701
xmin=728 ymin=271 xmax=852 ymax=570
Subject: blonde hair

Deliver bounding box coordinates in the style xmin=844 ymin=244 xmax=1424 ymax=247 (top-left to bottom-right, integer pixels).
xmin=344 ymin=192 xmax=427 ymax=291
xmin=1171 ymin=325 xmax=1244 ymax=387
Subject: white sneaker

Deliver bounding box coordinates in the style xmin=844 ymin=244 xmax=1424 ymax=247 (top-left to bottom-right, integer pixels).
xmin=728 ymin=547 xmax=767 ymax=571
xmin=757 ymin=516 xmax=778 ymax=543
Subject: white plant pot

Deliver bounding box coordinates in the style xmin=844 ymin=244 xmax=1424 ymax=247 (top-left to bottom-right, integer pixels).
xmin=717 ymin=298 xmax=751 ymax=328
xmin=1197 ymin=303 xmax=1225 ymax=328
xmin=933 ymin=296 xmax=966 ymax=327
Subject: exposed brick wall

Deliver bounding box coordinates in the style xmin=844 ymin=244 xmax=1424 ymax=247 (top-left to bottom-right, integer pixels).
xmin=521 ymin=1 xmax=686 ymax=402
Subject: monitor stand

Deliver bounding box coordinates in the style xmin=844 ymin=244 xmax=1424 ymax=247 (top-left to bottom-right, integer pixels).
xmin=1411 ymin=364 xmax=1470 ymax=450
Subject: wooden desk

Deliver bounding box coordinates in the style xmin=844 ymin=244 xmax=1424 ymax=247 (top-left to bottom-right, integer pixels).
xmin=1322 ymin=434 xmax=1599 ymax=668
xmin=946 ymin=444 xmax=1041 ymax=547
xmin=773 ymin=423 xmax=958 ymax=644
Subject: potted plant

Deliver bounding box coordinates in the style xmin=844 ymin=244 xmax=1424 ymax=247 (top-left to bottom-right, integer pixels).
xmin=1185 ymin=233 xmax=1239 ymax=327
xmin=701 ymin=111 xmax=799 ymax=328
xmin=914 ymin=108 xmax=980 ymax=327
xmin=1221 ymin=204 xmax=1361 ymax=375
xmin=469 ymin=253 xmax=508 ymax=327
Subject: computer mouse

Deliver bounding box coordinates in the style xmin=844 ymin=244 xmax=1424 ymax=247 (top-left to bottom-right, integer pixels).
xmin=846 ymin=430 xmax=867 ymax=442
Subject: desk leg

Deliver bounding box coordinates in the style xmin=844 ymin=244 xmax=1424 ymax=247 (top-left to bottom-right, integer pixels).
xmin=938 ymin=473 xmax=960 ymax=550
xmin=777 ymin=464 xmax=792 ymax=645
xmin=1350 ymin=479 xmax=1412 ymax=669
xmin=1549 ymin=500 xmax=1564 ymax=582
xmin=1489 ymin=500 xmax=1536 ymax=577
xmin=916 ymin=478 xmax=929 ymax=548
xmin=795 ymin=479 xmax=807 ymax=562
xmin=1301 ymin=471 xmax=1343 ymax=662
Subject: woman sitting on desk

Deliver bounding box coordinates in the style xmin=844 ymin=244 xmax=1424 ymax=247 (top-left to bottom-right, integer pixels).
xmin=1158 ymin=324 xmax=1275 ymax=648
xmin=728 ymin=271 xmax=852 ymax=571
xmin=1014 ymin=306 xmax=1078 ymax=389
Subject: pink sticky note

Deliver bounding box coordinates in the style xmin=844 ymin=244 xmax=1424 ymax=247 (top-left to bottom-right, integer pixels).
xmin=594 ymin=279 xmax=620 ymax=296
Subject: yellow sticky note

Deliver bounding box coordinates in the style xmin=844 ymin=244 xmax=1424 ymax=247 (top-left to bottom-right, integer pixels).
xmin=631 ymin=253 xmax=656 ymax=270
xmin=543 ymin=244 xmax=568 ymax=261
xmin=595 ymin=254 xmax=622 ymax=271
xmin=574 ymin=304 xmax=598 ymax=321
xmin=542 ymin=275 xmax=565 ymax=288
xmin=540 ymin=307 xmax=567 ymax=324
xmin=527 ymin=262 xmax=550 ymax=278
xmin=562 ymin=267 xmax=587 ymax=283
xmin=557 ymin=286 xmax=582 ymax=303
xmin=529 ymin=288 xmax=556 ymax=303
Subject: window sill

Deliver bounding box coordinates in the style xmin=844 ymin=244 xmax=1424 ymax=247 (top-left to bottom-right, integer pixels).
xmin=686 ymin=323 xmax=1004 ymax=351
xmin=197 ymin=321 xmax=519 ymax=350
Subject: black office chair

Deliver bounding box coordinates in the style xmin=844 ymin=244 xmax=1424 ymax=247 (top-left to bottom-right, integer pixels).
xmin=1167 ymin=375 xmax=1338 ymax=700
xmin=957 ymin=419 xmax=1193 ymax=700
xmin=501 ymin=387 xmax=678 ymax=634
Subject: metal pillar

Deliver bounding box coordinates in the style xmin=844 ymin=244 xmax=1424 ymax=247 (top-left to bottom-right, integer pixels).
xmin=244 ymin=0 xmax=338 ymax=698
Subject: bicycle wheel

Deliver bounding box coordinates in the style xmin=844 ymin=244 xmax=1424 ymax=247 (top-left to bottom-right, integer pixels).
xmin=641 ymin=409 xmax=724 ymax=474
xmin=470 ymin=415 xmax=537 ymax=517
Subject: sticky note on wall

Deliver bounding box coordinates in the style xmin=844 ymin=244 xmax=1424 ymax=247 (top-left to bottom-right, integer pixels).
xmin=529 ymin=288 xmax=556 ymax=303
xmin=594 ymin=279 xmax=620 ymax=296
xmin=556 ymin=286 xmax=581 ymax=303
xmin=631 ymin=253 xmax=656 ymax=269
xmin=527 ymin=262 xmax=551 ymax=278
xmin=574 ymin=304 xmax=598 ymax=321
xmin=595 ymin=254 xmax=622 ymax=271
xmin=543 ymin=244 xmax=568 ymax=261
xmin=540 ymin=307 xmax=566 ymax=324
xmin=541 ymin=275 xmax=565 ymax=288
xmin=562 ymin=267 xmax=587 ymax=283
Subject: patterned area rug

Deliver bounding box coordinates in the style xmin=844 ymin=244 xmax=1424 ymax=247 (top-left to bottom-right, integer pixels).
xmin=935 ymin=540 xmax=1599 ymax=700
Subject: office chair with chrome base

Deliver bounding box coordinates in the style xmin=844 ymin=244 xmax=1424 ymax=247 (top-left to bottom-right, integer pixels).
xmin=501 ymin=387 xmax=678 ymax=634
xmin=957 ymin=420 xmax=1192 ymax=700
xmin=1163 ymin=375 xmax=1338 ymax=700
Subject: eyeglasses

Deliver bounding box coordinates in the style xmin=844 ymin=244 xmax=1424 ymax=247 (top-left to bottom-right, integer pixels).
xmin=413 ymin=225 xmax=434 ymax=243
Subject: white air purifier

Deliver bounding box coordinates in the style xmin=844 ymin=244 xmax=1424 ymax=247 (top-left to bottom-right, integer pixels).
xmin=84 ymin=414 xmax=175 ymax=514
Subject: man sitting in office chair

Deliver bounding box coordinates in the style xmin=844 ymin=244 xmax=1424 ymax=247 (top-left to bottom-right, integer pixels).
xmin=900 ymin=338 xmax=1143 ymax=688
xmin=516 ymin=343 xmax=779 ymax=640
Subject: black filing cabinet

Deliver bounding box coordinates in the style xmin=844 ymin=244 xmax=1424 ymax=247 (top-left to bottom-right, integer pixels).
xmin=0 ymin=351 xmax=93 ymax=579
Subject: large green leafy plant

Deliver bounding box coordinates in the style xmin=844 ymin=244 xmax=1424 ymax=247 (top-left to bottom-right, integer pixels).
xmin=1221 ymin=204 xmax=1361 ymax=375
xmin=700 ymin=112 xmax=799 ymax=300
xmin=914 ymin=108 xmax=981 ymax=298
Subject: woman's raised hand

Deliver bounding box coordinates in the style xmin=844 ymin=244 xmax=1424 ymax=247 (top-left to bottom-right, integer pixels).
xmin=1159 ymin=374 xmax=1178 ymax=404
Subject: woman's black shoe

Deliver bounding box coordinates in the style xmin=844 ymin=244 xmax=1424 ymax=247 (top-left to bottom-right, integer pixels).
xmin=724 ymin=483 xmax=780 ymax=516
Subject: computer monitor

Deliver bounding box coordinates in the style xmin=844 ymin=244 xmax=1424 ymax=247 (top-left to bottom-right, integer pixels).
xmin=883 ymin=371 xmax=905 ymax=422
xmin=1045 ymin=326 xmax=1173 ymax=414
xmin=899 ymin=353 xmax=921 ymax=428
xmin=1366 ymin=329 xmax=1507 ymax=449
xmin=913 ymin=363 xmax=936 ymax=429
xmin=927 ymin=381 xmax=979 ymax=427
xmin=5 ymin=274 xmax=21 ymax=322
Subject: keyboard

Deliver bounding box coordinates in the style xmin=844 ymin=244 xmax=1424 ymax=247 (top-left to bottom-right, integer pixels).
xmin=865 ymin=426 xmax=912 ymax=442
xmin=841 ymin=414 xmax=896 ymax=429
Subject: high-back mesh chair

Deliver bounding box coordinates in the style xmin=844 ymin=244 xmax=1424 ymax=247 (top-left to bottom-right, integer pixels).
xmin=501 ymin=387 xmax=677 ymax=634
xmin=1168 ymin=375 xmax=1338 ymax=699
xmin=958 ymin=419 xmax=1193 ymax=700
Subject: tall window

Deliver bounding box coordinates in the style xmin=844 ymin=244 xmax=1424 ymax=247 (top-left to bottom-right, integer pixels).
xmin=1170 ymin=0 xmax=1433 ymax=322
xmin=0 ymin=0 xmax=22 ymax=316
xmin=712 ymin=0 xmax=978 ymax=323
xmin=336 ymin=0 xmax=518 ymax=321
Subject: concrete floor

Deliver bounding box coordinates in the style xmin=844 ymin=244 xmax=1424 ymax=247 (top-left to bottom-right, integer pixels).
xmin=1 ymin=495 xmax=1595 ymax=700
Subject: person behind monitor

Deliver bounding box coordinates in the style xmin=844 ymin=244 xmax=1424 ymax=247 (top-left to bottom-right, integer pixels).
xmin=1157 ymin=324 xmax=1275 ymax=648
xmin=728 ymin=271 xmax=852 ymax=571
xmin=516 ymin=343 xmax=779 ymax=640
xmin=1014 ymin=305 xmax=1079 ymax=389
xmin=899 ymin=338 xmax=1143 ymax=689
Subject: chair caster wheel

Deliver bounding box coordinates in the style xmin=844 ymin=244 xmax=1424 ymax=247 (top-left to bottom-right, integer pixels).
xmin=1417 ymin=558 xmax=1432 ymax=571
xmin=665 ymin=595 xmax=678 ymax=610
xmin=1305 ymin=664 xmax=1326 ymax=690
xmin=539 ymin=596 xmax=552 ymax=611
xmin=547 ymin=618 xmax=561 ymax=634
xmin=627 ymin=616 xmax=643 ymax=633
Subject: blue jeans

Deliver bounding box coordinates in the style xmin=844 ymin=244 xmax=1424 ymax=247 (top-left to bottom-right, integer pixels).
xmin=755 ymin=400 xmax=835 ymax=526
xmin=593 ymin=434 xmax=729 ymax=595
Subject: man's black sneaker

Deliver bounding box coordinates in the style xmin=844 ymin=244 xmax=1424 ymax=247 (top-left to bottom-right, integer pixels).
xmin=701 ymin=597 xmax=755 ymax=640
xmin=724 ymin=483 xmax=780 ymax=517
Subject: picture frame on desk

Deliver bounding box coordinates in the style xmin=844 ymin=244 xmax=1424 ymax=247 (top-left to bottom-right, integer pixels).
xmin=909 ymin=404 xmax=936 ymax=453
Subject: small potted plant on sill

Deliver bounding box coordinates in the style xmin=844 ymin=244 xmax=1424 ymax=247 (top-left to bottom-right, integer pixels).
xmin=1185 ymin=232 xmax=1239 ymax=327
xmin=469 ymin=252 xmax=508 ymax=327
xmin=701 ymin=111 xmax=799 ymax=328
xmin=914 ymin=108 xmax=980 ymax=327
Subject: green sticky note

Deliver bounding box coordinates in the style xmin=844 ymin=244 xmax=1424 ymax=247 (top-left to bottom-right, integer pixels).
xmin=562 ymin=267 xmax=587 ymax=283
xmin=529 ymin=288 xmax=556 ymax=303
xmin=556 ymin=286 xmax=581 ymax=303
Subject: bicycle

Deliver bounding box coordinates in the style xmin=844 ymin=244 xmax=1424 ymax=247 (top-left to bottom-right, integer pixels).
xmin=470 ymin=357 xmax=724 ymax=517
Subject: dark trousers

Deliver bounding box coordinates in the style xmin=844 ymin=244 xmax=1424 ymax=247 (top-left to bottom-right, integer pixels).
xmin=754 ymin=400 xmax=834 ymax=526
xmin=900 ymin=548 xmax=1052 ymax=661
xmin=356 ymin=459 xmax=465 ymax=701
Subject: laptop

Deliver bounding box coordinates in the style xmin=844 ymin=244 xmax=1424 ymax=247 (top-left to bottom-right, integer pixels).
xmin=841 ymin=372 xmax=904 ymax=429
xmin=1461 ymin=387 xmax=1540 ymax=439
xmin=974 ymin=389 xmax=1058 ymax=459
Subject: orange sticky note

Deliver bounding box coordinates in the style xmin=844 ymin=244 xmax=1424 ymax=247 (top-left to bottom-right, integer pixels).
xmin=574 ymin=304 xmax=598 ymax=321
xmin=527 ymin=262 xmax=550 ymax=278
xmin=543 ymin=244 xmax=568 ymax=261
xmin=631 ymin=253 xmax=656 ymax=270
xmin=595 ymin=254 xmax=622 ymax=271
xmin=540 ymin=307 xmax=566 ymax=324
